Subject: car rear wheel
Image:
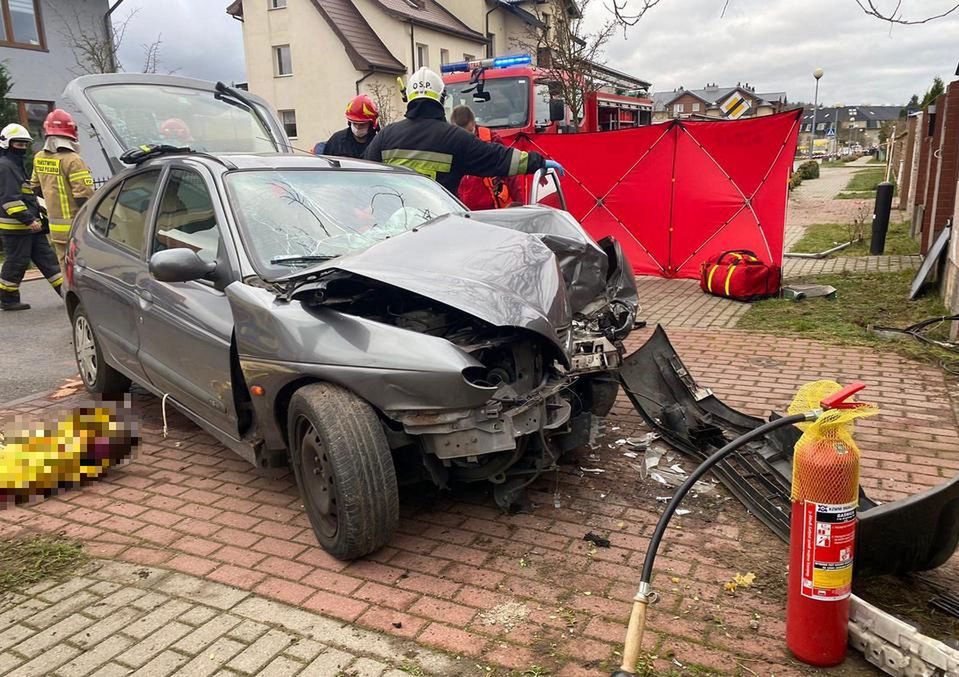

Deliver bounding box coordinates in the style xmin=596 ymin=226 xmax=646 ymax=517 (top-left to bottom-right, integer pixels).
xmin=72 ymin=304 xmax=131 ymax=395
xmin=288 ymin=383 xmax=399 ymax=560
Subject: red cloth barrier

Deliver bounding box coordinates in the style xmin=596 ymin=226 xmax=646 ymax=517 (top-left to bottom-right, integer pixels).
xmin=511 ymin=110 xmax=802 ymax=279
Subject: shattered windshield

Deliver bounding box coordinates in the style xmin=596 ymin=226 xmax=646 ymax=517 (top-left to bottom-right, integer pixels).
xmin=444 ymin=77 xmax=530 ymax=129
xmin=86 ymin=84 xmax=277 ymax=153
xmin=225 ymin=170 xmax=466 ymax=277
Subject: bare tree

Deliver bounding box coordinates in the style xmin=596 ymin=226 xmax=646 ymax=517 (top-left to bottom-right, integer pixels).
xmin=853 ymin=0 xmax=959 ymax=24
xmin=57 ymin=7 xmax=168 ymax=75
xmin=365 ymin=81 xmax=398 ymax=126
xmin=608 ymin=0 xmax=664 ymax=28
xmin=513 ymin=0 xmax=617 ymax=127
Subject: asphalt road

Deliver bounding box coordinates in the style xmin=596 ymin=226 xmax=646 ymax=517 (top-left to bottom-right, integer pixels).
xmin=0 ymin=278 xmax=76 ymax=403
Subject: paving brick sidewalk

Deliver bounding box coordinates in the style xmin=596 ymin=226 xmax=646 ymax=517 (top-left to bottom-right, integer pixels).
xmin=783 ymin=254 xmax=922 ymax=278
xmin=3 ymin=325 xmax=957 ymax=676
xmin=0 ymin=560 xmax=464 ymax=677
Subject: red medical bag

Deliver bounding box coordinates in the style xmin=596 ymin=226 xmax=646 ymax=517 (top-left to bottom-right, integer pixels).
xmin=699 ymin=250 xmax=781 ymax=301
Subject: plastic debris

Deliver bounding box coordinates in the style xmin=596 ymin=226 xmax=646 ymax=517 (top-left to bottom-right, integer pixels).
xmin=580 ymin=467 xmax=605 ymax=474
xmin=623 ymin=451 xmax=639 ymax=459
xmin=675 ymin=509 xmax=691 ymax=516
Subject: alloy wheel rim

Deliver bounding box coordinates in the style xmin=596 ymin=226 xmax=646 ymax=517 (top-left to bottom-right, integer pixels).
xmin=74 ymin=316 xmax=98 ymax=385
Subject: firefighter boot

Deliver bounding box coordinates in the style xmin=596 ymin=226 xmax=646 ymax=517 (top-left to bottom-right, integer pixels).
xmin=0 ymin=290 xmax=30 ymax=311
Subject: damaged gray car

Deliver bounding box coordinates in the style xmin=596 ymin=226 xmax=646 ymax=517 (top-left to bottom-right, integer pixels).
xmin=61 ymin=74 xmax=639 ymax=559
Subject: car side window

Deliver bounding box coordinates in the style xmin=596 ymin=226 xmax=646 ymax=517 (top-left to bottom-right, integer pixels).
xmin=106 ymin=170 xmax=162 ymax=253
xmin=152 ymin=168 xmax=221 ymax=264
xmin=90 ymin=184 xmax=122 ymax=237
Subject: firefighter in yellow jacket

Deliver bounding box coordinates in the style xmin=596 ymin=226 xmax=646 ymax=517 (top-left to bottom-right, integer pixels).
xmin=30 ymin=109 xmax=94 ymax=270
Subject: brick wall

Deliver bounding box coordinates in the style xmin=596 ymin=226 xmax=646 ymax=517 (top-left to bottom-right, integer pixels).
xmin=946 ymin=201 xmax=959 ymax=340
xmin=924 ymin=82 xmax=959 ymax=250
xmin=917 ymin=101 xmax=943 ymax=251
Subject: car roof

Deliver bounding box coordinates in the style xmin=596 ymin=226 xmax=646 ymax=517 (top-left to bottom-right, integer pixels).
xmin=136 ymin=151 xmax=408 ymax=174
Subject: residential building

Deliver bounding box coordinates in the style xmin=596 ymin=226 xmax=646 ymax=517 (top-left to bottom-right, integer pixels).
xmin=651 ymin=83 xmax=788 ymax=122
xmin=226 ymin=0 xmax=620 ymax=145
xmin=799 ymin=105 xmax=902 ymax=152
xmin=1 ymin=0 xmax=111 ymax=177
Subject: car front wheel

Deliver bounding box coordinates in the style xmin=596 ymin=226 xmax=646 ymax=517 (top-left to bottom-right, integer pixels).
xmin=72 ymin=304 xmax=131 ymax=395
xmin=288 ymin=383 xmax=399 ymax=560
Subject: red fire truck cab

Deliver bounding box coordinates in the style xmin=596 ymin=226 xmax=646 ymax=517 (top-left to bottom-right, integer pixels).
xmin=441 ymin=55 xmax=653 ymax=138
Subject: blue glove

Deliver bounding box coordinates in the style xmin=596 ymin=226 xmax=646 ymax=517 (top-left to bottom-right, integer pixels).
xmin=544 ymin=160 xmax=565 ymax=176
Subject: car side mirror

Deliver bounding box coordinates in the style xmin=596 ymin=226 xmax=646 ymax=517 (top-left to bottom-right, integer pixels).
xmin=149 ymin=248 xmax=216 ymax=283
xmin=549 ymin=99 xmax=566 ymax=122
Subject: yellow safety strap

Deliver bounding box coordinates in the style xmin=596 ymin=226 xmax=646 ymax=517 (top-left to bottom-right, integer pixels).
xmin=49 ymin=223 xmax=71 ymax=233
xmin=0 ymin=279 xmax=19 ymax=291
xmin=706 ymin=264 xmax=719 ymax=293
xmin=57 ymin=175 xmax=70 ymax=220
xmin=724 ymin=265 xmax=737 ymax=296
xmin=6 ymin=205 xmax=27 ymax=214
xmin=0 ymin=221 xmax=30 ymax=230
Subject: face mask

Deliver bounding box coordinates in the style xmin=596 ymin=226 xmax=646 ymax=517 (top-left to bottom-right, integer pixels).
xmin=350 ymin=123 xmax=370 ymax=140
xmin=8 ymin=146 xmax=27 ymax=156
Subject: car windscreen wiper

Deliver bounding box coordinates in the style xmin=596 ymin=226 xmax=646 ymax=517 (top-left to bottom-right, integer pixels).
xmin=270 ymin=254 xmax=339 ymax=265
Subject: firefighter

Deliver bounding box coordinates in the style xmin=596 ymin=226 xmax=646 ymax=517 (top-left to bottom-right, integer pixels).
xmin=450 ymin=105 xmax=522 ymax=210
xmin=323 ymin=94 xmax=379 ymax=159
xmin=158 ymin=117 xmax=194 ymax=145
xmin=30 ymin=109 xmax=95 ymax=271
xmin=364 ymin=67 xmax=564 ymax=195
xmin=0 ymin=124 xmax=63 ymax=311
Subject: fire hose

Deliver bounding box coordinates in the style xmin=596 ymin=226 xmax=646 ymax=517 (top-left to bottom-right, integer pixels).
xmin=610 ymin=412 xmax=814 ymax=676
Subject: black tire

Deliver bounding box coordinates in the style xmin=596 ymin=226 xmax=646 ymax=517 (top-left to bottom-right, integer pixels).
xmin=72 ymin=304 xmax=131 ymax=395
xmin=288 ymin=383 xmax=399 ymax=560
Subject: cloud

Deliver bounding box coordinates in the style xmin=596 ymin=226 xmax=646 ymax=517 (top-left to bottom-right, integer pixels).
xmin=589 ymin=0 xmax=959 ymax=105
xmin=113 ymin=0 xmax=245 ymax=83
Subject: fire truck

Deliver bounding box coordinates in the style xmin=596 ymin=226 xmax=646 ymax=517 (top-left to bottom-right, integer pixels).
xmin=440 ymin=55 xmax=653 ymax=138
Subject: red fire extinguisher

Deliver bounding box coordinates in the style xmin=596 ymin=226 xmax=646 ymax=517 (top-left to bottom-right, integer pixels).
xmin=785 ymin=382 xmax=878 ymax=666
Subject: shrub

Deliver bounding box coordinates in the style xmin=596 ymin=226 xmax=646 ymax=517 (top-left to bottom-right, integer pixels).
xmin=798 ymin=160 xmax=820 ymax=180
xmin=789 ymin=172 xmax=803 ymax=190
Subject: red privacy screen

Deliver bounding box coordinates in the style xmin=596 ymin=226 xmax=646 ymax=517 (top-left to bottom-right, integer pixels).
xmin=512 ymin=109 xmax=802 ymax=279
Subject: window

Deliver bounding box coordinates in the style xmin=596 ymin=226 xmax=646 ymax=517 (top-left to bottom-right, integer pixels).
xmin=279 ymin=110 xmax=297 ymax=138
xmin=91 ymin=184 xmax=122 ymax=238
xmin=269 ymin=0 xmax=286 ymax=8
xmin=487 ymin=33 xmax=495 ymax=56
xmin=0 ymin=0 xmax=44 ymax=49
xmin=103 ymin=171 xmax=161 ymax=253
xmin=10 ymin=99 xmax=52 ymax=144
xmin=691 ymin=103 xmax=701 ymax=112
xmin=673 ymin=103 xmax=684 ymax=115
xmin=440 ymin=49 xmax=449 ymax=65
xmin=416 ymin=43 xmax=429 ymax=68
xmin=152 ymin=169 xmax=221 ymax=265
xmin=274 ymin=45 xmax=292 ymax=76
xmin=463 ymin=53 xmax=475 ymax=62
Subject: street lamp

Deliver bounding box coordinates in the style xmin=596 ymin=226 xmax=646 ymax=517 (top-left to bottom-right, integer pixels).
xmin=833 ymin=102 xmax=843 ymax=157
xmin=808 ymin=67 xmax=824 ymax=159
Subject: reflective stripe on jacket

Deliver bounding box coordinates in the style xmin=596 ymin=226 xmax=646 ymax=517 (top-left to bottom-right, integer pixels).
xmin=0 ymin=152 xmax=39 ymax=233
xmin=364 ymin=99 xmax=545 ymax=195
xmin=30 ymin=149 xmax=94 ymax=236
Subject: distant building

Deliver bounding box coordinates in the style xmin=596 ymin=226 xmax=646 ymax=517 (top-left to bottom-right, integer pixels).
xmin=226 ymin=0 xmax=652 ymax=144
xmin=0 ymin=0 xmax=111 ymax=177
xmin=800 ymin=105 xmax=902 ymax=151
xmin=651 ymin=83 xmax=788 ymax=122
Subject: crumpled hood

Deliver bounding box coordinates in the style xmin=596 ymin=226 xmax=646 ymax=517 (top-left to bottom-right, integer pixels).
xmin=322 ymin=214 xmax=572 ymax=354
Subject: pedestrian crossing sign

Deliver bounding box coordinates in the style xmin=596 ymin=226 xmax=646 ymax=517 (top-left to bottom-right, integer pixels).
xmin=720 ymin=93 xmax=751 ymax=119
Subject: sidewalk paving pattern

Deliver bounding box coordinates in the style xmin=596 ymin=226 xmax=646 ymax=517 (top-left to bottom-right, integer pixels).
xmin=0 ymin=560 xmax=462 ymax=677
xmin=2 ymin=322 xmax=956 ymax=676
xmin=1 ymin=155 xmax=954 ymax=676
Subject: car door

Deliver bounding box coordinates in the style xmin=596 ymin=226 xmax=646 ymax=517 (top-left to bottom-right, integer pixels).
xmin=136 ymin=165 xmax=239 ymax=438
xmin=74 ymin=169 xmax=163 ymax=382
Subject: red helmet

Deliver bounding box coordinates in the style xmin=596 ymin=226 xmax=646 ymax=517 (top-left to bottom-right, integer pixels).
xmin=159 ymin=118 xmax=193 ymax=144
xmin=43 ymin=109 xmax=78 ymax=141
xmin=345 ymin=95 xmax=378 ymax=124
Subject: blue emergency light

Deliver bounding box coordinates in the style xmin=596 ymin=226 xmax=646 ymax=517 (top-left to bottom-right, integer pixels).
xmin=440 ymin=54 xmax=532 ymax=74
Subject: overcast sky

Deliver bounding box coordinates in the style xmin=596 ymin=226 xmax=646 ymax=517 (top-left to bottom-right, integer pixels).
xmin=114 ymin=0 xmax=958 ymax=106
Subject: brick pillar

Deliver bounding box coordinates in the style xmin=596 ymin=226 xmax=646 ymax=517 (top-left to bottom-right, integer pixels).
xmin=926 ymin=81 xmax=959 ymax=248
xmin=914 ymin=111 xmax=933 ymax=244
xmin=920 ymin=97 xmax=946 ymax=252
xmin=898 ymin=115 xmax=917 ymax=209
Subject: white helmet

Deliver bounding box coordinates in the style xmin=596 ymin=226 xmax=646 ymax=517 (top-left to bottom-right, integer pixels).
xmin=0 ymin=123 xmax=32 ymax=149
xmin=406 ymin=67 xmax=446 ymax=105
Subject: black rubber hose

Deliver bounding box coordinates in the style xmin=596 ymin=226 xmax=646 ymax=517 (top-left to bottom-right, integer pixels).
xmin=639 ymin=412 xmax=810 ymax=585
